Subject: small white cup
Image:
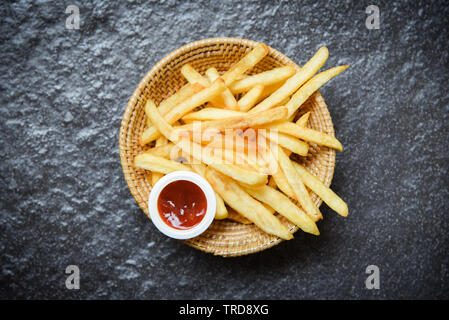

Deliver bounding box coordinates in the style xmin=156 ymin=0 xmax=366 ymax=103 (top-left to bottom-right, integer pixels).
xmin=148 ymin=171 xmax=216 ymax=239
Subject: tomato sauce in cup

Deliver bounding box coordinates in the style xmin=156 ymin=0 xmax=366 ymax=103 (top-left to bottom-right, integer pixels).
xmin=157 ymin=180 xmax=207 ymax=230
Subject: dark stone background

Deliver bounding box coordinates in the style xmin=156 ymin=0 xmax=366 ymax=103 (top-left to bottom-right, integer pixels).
xmin=0 ymin=0 xmax=448 ymax=299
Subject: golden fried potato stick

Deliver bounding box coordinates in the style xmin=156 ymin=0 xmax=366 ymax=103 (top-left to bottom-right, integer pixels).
xmin=230 ymin=65 xmax=296 ymax=94
xmin=242 ymin=184 xmax=320 ymax=235
xmin=134 ymin=153 xmax=190 ymax=174
xmin=145 ymin=99 xmax=268 ymax=186
xmin=293 ymin=162 xmax=348 ymax=217
xmin=144 ymin=83 xmax=203 ymax=129
xmin=221 ymin=43 xmax=269 ymax=86
xmin=237 ymin=84 xmax=264 ymax=111
xmin=250 ymin=46 xmax=329 ymax=113
xmin=226 ymin=207 xmax=252 ymax=224
xmin=285 ymin=65 xmax=349 ymax=117
xmin=143 ymin=143 xmax=175 ymax=158
xmin=296 ymin=112 xmax=311 ymax=127
xmin=259 ymin=130 xmax=308 ymax=156
xmin=181 ymin=64 xmax=238 ymax=110
xmin=261 ymin=120 xmax=343 ymax=151
xmin=181 ymin=107 xmax=243 ymax=122
xmin=190 ymin=163 xmax=228 ymax=220
xmin=274 ymin=146 xmax=322 ymax=221
xmin=140 ymin=78 xmax=227 ymax=145
xmin=205 ymin=67 xmax=239 ymax=110
xmin=205 ymin=168 xmax=293 ymax=240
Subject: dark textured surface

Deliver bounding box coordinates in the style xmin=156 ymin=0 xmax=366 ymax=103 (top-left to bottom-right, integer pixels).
xmin=0 ymin=0 xmax=448 ymax=299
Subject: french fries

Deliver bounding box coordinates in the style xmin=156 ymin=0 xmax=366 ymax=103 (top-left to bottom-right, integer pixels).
xmin=250 ymin=46 xmax=329 ymax=113
xmin=296 ymin=112 xmax=311 ymax=127
xmin=274 ymin=146 xmax=322 ymax=221
xmin=190 ymin=163 xmax=229 ymax=220
xmin=293 ymin=162 xmax=348 ymax=217
xmin=260 ymin=121 xmax=343 ymax=151
xmin=230 ymin=66 xmax=296 ymax=94
xmin=140 ymin=79 xmax=227 ymax=145
xmin=134 ymin=153 xmax=190 ymax=174
xmin=285 ymin=65 xmax=349 ymax=117
xmin=206 ymin=168 xmax=293 ymax=240
xmin=205 ymin=67 xmax=239 ymax=110
xmin=242 ymin=184 xmax=319 ymax=235
xmin=133 ymin=42 xmax=349 ymax=241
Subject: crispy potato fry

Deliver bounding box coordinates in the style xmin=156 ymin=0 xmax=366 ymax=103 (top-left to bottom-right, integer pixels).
xmin=250 ymin=46 xmax=329 ymax=113
xmin=296 ymin=112 xmax=311 ymax=127
xmin=185 ymin=106 xmax=288 ymax=133
xmin=206 ymin=168 xmax=292 ymax=240
xmin=144 ymin=142 xmax=175 ymax=158
xmin=237 ymin=84 xmax=264 ymax=111
xmin=181 ymin=107 xmax=243 ymax=122
xmin=140 ymin=79 xmax=227 ymax=145
xmin=190 ymin=163 xmax=228 ymax=219
xmin=230 ymin=65 xmax=296 ymax=94
xmin=259 ymin=130 xmax=309 ymax=156
xmin=271 ymin=168 xmax=295 ymax=199
xmin=261 ymin=121 xmax=343 ymax=151
xmin=226 ymin=207 xmax=252 ymax=224
xmin=242 ymin=184 xmax=319 ymax=235
xmin=293 ymin=162 xmax=348 ymax=217
xmin=151 ymin=136 xmax=168 ymax=186
xmin=205 ymin=67 xmax=238 ymax=110
xmin=221 ymin=43 xmax=269 ymax=86
xmin=144 ymin=83 xmax=204 ymax=129
xmin=274 ymin=146 xmax=322 ymax=221
xmin=285 ymin=65 xmax=349 ymax=117
xmin=134 ymin=153 xmax=190 ymax=174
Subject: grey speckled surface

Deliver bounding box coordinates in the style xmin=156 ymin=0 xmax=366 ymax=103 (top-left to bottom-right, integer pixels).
xmin=0 ymin=0 xmax=448 ymax=299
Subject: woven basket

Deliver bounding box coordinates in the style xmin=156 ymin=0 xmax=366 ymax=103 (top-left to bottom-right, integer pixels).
xmin=119 ymin=38 xmax=336 ymax=257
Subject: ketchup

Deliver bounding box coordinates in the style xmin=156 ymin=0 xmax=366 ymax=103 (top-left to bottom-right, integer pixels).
xmin=157 ymin=180 xmax=207 ymax=230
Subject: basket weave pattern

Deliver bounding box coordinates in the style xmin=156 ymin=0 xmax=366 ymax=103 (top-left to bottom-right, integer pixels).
xmin=119 ymin=38 xmax=336 ymax=257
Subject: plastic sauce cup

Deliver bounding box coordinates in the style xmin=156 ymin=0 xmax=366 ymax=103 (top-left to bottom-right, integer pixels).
xmin=148 ymin=171 xmax=216 ymax=239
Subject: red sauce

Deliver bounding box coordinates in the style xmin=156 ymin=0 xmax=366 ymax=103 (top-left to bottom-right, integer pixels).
xmin=157 ymin=180 xmax=207 ymax=230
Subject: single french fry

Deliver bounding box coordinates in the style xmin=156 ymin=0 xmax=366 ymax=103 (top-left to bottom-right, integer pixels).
xmin=144 ymin=143 xmax=175 ymax=158
xmin=134 ymin=153 xmax=190 ymax=174
xmin=190 ymin=163 xmax=228 ymax=219
xmin=140 ymin=79 xmax=227 ymax=145
xmin=274 ymin=146 xmax=322 ymax=221
xmin=230 ymin=65 xmax=296 ymax=94
xmin=261 ymin=121 xmax=343 ymax=151
xmin=271 ymin=168 xmax=295 ymax=199
xmin=259 ymin=130 xmax=309 ymax=156
xmin=250 ymin=46 xmax=329 ymax=113
xmin=293 ymin=162 xmax=348 ymax=217
xmin=206 ymin=168 xmax=293 ymax=240
xmin=285 ymin=65 xmax=349 ymax=117
xmin=226 ymin=207 xmax=252 ymax=224
xmin=221 ymin=43 xmax=269 ymax=86
xmin=182 ymin=106 xmax=288 ymax=133
xmin=296 ymin=112 xmax=311 ymax=127
xmin=242 ymin=184 xmax=320 ymax=235
xmin=205 ymin=67 xmax=238 ymax=110
xmin=151 ymin=137 xmax=168 ymax=186
xmin=237 ymin=84 xmax=264 ymax=111
xmin=181 ymin=107 xmax=243 ymax=122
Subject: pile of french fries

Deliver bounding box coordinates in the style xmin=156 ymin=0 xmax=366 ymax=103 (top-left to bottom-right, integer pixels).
xmin=134 ymin=43 xmax=349 ymax=240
